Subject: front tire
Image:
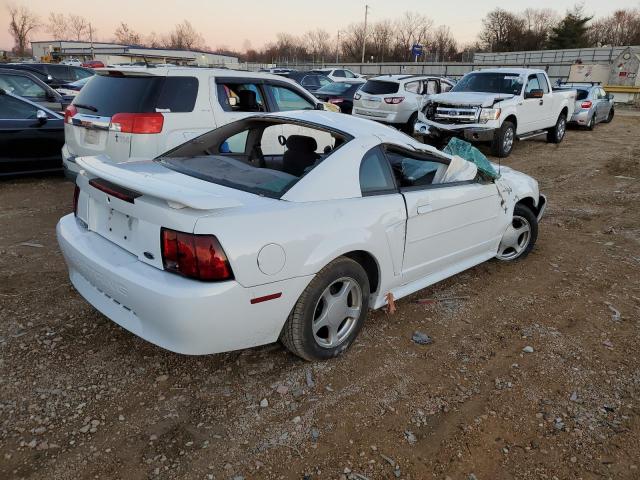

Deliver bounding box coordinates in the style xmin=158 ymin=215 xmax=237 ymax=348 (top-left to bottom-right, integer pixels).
xmin=496 ymin=204 xmax=538 ymax=261
xmin=491 ymin=121 xmax=515 ymax=158
xmin=547 ymin=113 xmax=567 ymax=143
xmin=280 ymin=257 xmax=370 ymax=361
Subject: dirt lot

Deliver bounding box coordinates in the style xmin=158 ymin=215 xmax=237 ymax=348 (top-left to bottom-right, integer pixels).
xmin=1 ymin=113 xmax=639 ymax=480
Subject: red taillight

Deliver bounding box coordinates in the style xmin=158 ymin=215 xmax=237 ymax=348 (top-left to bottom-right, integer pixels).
xmin=73 ymin=185 xmax=80 ymax=216
xmin=581 ymin=100 xmax=592 ymax=109
xmin=160 ymin=228 xmax=233 ymax=281
xmin=64 ymin=104 xmax=78 ymax=124
xmin=384 ymin=96 xmax=405 ymax=104
xmin=109 ymin=113 xmax=164 ymax=134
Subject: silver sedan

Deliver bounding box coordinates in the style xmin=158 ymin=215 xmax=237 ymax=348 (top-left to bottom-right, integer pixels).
xmin=568 ymin=84 xmax=615 ymax=130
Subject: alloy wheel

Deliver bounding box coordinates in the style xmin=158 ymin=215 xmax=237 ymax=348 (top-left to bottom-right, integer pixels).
xmin=312 ymin=277 xmax=362 ymax=349
xmin=496 ymin=215 xmax=532 ymax=260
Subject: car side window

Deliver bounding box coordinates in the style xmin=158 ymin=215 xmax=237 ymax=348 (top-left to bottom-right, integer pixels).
xmin=424 ymin=79 xmax=438 ymax=95
xmin=440 ymin=81 xmax=453 ymax=93
xmin=318 ymin=76 xmax=332 ymax=87
xmin=219 ymin=131 xmax=248 ymax=154
xmin=216 ymin=82 xmax=266 ymax=112
xmin=72 ymin=67 xmax=93 ymax=80
xmin=525 ymin=75 xmax=541 ymax=93
xmin=0 ymin=95 xmax=39 ymax=119
xmin=267 ymin=85 xmax=314 ymax=111
xmin=536 ymin=73 xmax=550 ymax=93
xmin=360 ymin=147 xmax=396 ymax=195
xmin=405 ymin=81 xmax=420 ymax=93
xmin=301 ymin=76 xmax=319 ymax=88
xmin=344 ymin=70 xmax=356 ymax=78
xmin=157 ymin=77 xmax=198 ymax=112
xmin=386 ymin=150 xmax=446 ymax=188
xmin=0 ymin=74 xmax=47 ymax=98
xmin=47 ymin=64 xmax=72 ymax=81
xmin=333 ymin=70 xmax=346 ymax=78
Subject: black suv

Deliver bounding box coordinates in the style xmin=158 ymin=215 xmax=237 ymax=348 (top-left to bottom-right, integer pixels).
xmin=0 ymin=63 xmax=93 ymax=88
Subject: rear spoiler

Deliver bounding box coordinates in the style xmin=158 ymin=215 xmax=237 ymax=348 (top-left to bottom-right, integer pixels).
xmin=76 ymin=156 xmax=243 ymax=210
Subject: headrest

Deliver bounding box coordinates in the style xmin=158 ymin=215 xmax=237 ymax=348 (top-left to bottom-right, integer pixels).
xmin=286 ymin=135 xmax=317 ymax=152
xmin=238 ymin=89 xmax=257 ymax=106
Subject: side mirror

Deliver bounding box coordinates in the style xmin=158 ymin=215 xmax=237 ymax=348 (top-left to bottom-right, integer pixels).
xmin=36 ymin=109 xmax=48 ymax=125
xmin=315 ymin=103 xmax=325 ymax=110
xmin=525 ymin=89 xmax=544 ymax=99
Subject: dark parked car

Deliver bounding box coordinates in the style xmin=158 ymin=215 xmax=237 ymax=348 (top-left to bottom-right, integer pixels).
xmin=0 ymin=63 xmax=53 ymax=85
xmin=0 ymin=90 xmax=64 ymax=176
xmin=314 ymin=80 xmax=363 ymax=114
xmin=0 ymin=68 xmax=70 ymax=111
xmin=0 ymin=63 xmax=93 ymax=88
xmin=286 ymin=72 xmax=333 ymax=93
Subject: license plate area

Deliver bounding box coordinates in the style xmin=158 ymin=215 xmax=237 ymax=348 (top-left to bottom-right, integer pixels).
xmin=91 ymin=200 xmax=138 ymax=251
xmin=84 ymin=128 xmax=100 ymax=145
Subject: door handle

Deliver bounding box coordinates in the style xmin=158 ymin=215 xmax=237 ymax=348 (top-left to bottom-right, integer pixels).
xmin=539 ymin=99 xmax=544 ymax=105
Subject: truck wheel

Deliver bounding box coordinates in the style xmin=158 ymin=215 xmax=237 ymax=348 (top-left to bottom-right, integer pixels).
xmin=280 ymin=257 xmax=370 ymax=361
xmin=547 ymin=113 xmax=567 ymax=143
xmin=491 ymin=121 xmax=515 ymax=158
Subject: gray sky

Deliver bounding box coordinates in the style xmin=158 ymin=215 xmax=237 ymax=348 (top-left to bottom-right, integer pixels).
xmin=1 ymin=0 xmax=638 ymax=51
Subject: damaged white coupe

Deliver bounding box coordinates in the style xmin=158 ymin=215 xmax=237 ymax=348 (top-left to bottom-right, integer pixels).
xmin=57 ymin=111 xmax=546 ymax=361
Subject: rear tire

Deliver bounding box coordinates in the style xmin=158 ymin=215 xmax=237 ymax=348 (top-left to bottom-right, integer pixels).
xmin=403 ymin=112 xmax=418 ymax=134
xmin=496 ymin=204 xmax=538 ymax=261
xmin=491 ymin=121 xmax=515 ymax=158
xmin=547 ymin=113 xmax=567 ymax=143
xmin=280 ymin=257 xmax=370 ymax=361
xmin=587 ymin=114 xmax=595 ymax=130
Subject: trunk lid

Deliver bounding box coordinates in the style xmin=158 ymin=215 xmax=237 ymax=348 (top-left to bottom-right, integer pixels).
xmin=74 ymin=156 xmax=253 ymax=271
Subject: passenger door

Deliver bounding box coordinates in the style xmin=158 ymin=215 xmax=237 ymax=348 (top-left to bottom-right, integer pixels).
xmin=520 ymin=74 xmax=547 ymax=132
xmin=0 ymin=96 xmax=64 ymax=175
xmin=385 ymin=149 xmax=505 ymax=284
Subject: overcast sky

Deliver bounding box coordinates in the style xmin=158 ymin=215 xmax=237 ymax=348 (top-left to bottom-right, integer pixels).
xmin=1 ymin=0 xmax=638 ymax=52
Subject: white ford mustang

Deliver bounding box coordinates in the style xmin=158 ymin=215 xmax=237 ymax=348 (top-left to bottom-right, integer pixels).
xmin=57 ymin=111 xmax=546 ymax=361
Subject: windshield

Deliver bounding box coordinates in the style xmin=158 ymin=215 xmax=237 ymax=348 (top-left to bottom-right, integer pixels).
xmin=451 ymin=72 xmax=523 ymax=95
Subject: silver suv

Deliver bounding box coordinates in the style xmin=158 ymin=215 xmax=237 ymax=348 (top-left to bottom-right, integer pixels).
xmin=352 ymin=75 xmax=454 ymax=132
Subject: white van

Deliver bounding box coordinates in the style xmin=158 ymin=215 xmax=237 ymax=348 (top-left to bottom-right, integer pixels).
xmin=62 ymin=67 xmax=328 ymax=178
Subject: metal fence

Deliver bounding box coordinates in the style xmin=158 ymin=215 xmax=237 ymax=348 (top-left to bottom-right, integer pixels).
xmin=241 ymin=46 xmax=639 ymax=85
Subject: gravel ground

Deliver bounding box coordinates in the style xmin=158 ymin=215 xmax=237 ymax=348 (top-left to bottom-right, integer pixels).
xmin=1 ymin=113 xmax=639 ymax=480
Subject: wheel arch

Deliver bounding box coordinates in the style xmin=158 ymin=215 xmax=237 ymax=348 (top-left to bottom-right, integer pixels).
xmin=516 ymin=196 xmax=542 ymax=218
xmin=503 ymin=114 xmax=517 ymax=130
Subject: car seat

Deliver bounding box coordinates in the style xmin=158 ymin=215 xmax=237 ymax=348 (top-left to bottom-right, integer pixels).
xmin=238 ymin=90 xmax=261 ymax=111
xmin=283 ymin=135 xmax=320 ymax=177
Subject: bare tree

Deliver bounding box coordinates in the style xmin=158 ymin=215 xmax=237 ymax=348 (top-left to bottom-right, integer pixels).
xmin=479 ymin=8 xmax=526 ymax=51
xmin=521 ymin=8 xmax=558 ymax=49
xmin=304 ymin=29 xmax=331 ymax=62
xmin=430 ymin=25 xmax=457 ymax=61
xmin=369 ymin=20 xmax=394 ymax=62
xmin=46 ymin=12 xmax=67 ymax=39
xmin=393 ymin=12 xmax=433 ymax=61
xmin=7 ymin=4 xmax=39 ymax=56
xmin=68 ymin=14 xmax=90 ymax=41
xmin=166 ymin=20 xmax=205 ymax=50
xmin=114 ymin=22 xmax=142 ymax=45
xmin=589 ymin=8 xmax=640 ymax=46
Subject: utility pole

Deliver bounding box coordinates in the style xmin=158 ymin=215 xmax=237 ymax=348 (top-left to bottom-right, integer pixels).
xmin=89 ymin=23 xmax=94 ymax=60
xmin=336 ymin=30 xmax=341 ymax=64
xmin=360 ymin=4 xmax=370 ymax=64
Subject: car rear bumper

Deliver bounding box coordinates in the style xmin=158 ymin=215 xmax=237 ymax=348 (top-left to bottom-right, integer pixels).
xmin=569 ymin=109 xmax=591 ymax=125
xmin=56 ymin=214 xmax=311 ymax=355
xmin=352 ymin=107 xmax=413 ymax=124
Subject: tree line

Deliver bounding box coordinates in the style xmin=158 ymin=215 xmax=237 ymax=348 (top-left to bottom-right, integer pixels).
xmin=6 ymin=3 xmax=640 ymax=61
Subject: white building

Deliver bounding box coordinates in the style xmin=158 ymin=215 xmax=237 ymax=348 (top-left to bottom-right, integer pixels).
xmin=31 ymin=40 xmax=238 ymax=67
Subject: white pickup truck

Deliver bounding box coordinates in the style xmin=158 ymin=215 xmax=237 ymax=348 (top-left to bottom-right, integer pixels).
xmin=415 ymin=68 xmax=577 ymax=157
